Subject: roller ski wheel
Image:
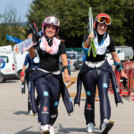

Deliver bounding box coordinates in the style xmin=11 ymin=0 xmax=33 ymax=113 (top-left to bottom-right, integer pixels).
xmin=41 ymin=130 xmax=50 ymax=134
xmin=102 ymin=120 xmax=114 ymax=134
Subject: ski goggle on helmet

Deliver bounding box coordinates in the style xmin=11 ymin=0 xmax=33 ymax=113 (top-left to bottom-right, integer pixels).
xmin=94 ymin=13 xmax=111 ymax=29
xmin=42 ymin=16 xmax=60 ymax=35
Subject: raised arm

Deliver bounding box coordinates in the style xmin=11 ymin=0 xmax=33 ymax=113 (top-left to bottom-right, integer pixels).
xmin=83 ymin=33 xmax=94 ymax=48
xmin=28 ymin=34 xmax=36 ymax=58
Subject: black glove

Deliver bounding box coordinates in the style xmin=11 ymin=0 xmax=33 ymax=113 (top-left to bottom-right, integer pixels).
xmin=26 ymin=23 xmax=35 ymax=35
xmin=32 ymin=23 xmax=40 ymax=43
xmin=32 ymin=31 xmax=40 ymax=43
xmin=26 ymin=22 xmax=41 ymax=43
xmin=120 ymin=77 xmax=128 ymax=89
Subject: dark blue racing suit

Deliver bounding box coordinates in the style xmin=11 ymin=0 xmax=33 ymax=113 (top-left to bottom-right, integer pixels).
xmin=74 ymin=33 xmax=123 ymax=128
xmin=23 ymin=53 xmax=40 ymax=112
xmin=28 ymin=36 xmax=73 ymax=125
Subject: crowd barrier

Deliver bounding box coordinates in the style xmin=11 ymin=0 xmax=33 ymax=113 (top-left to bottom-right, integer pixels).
xmin=113 ymin=61 xmax=134 ymax=101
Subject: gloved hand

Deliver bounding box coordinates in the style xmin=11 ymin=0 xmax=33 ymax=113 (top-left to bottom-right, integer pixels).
xmin=32 ymin=31 xmax=40 ymax=43
xmin=26 ymin=22 xmax=41 ymax=43
xmin=120 ymin=77 xmax=128 ymax=89
xmin=26 ymin=23 xmax=35 ymax=35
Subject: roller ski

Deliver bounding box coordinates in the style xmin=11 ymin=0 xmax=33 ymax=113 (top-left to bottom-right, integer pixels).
xmin=101 ymin=119 xmax=114 ymax=134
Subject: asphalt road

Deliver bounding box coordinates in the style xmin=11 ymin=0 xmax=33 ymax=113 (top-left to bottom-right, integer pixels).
xmin=0 ymin=70 xmax=134 ymax=134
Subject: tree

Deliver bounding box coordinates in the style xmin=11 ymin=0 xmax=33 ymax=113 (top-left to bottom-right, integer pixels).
xmin=91 ymin=0 xmax=127 ymax=46
xmin=123 ymin=0 xmax=134 ymax=49
xmin=27 ymin=0 xmax=90 ymax=47
xmin=0 ymin=8 xmax=26 ymax=46
xmin=27 ymin=0 xmax=134 ymax=49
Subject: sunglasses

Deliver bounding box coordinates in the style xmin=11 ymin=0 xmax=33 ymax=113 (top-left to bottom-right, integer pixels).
xmin=97 ymin=17 xmax=111 ymax=25
xmin=45 ymin=17 xmax=60 ymax=26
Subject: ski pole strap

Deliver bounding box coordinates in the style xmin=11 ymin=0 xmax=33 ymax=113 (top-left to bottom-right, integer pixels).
xmin=114 ymin=62 xmax=124 ymax=71
xmin=62 ymin=65 xmax=71 ymax=75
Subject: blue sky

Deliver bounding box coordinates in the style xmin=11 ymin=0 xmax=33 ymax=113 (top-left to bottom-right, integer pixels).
xmin=0 ymin=0 xmax=33 ymax=22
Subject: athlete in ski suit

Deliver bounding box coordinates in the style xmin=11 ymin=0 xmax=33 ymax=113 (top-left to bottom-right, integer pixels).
xmin=20 ymin=52 xmax=40 ymax=115
xmin=27 ymin=16 xmax=73 ymax=134
xmin=74 ymin=13 xmax=127 ymax=134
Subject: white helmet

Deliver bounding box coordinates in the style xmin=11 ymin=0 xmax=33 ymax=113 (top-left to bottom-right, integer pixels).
xmin=42 ymin=16 xmax=60 ymax=35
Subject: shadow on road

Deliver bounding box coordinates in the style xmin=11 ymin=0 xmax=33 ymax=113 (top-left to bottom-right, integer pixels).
xmin=14 ymin=111 xmax=29 ymax=115
xmin=57 ymin=125 xmax=101 ymax=134
xmin=15 ymin=126 xmax=39 ymax=134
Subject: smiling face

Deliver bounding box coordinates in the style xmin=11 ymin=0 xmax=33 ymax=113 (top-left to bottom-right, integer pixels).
xmin=45 ymin=24 xmax=57 ymax=38
xmin=97 ymin=23 xmax=108 ymax=35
